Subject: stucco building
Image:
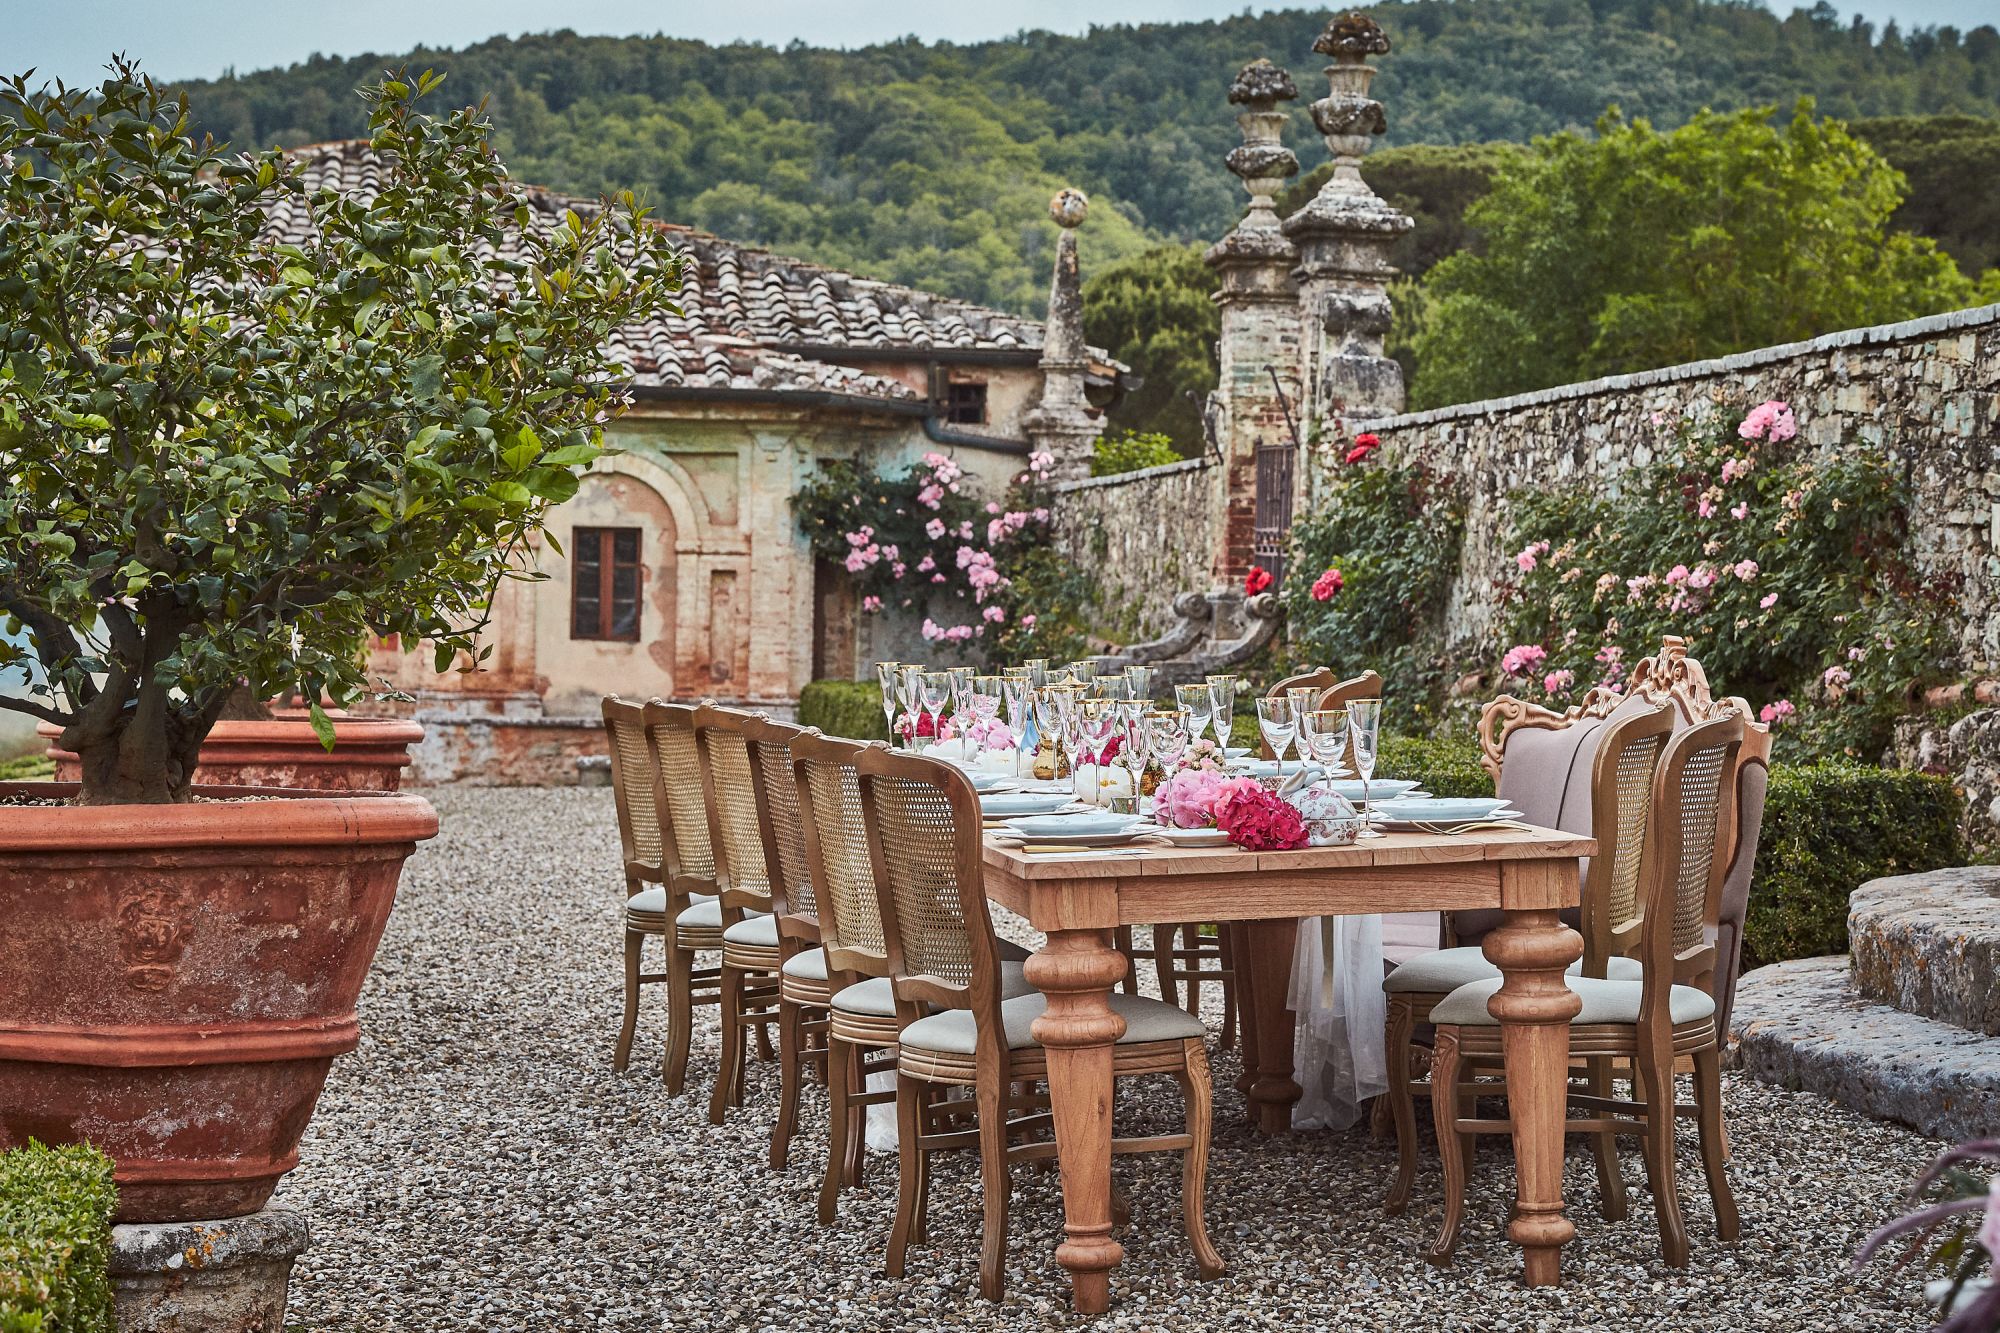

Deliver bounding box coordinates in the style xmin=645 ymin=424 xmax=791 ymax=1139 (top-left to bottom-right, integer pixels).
xmin=279 ymin=144 xmax=1117 ymax=779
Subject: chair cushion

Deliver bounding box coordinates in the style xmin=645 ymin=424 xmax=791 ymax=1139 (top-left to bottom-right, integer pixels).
xmin=626 ymin=887 xmax=668 ymax=915
xmin=1383 ymin=946 xmax=1644 ymax=994
xmin=900 ymin=991 xmax=1206 ymax=1057
xmin=1430 ymin=974 xmax=1717 ymax=1028
xmin=830 ymin=961 xmax=1037 ymax=1019
xmin=675 ymin=899 xmax=759 ymax=931
xmin=722 ymin=914 xmax=780 ymax=948
xmin=782 ymin=947 xmax=827 ymax=981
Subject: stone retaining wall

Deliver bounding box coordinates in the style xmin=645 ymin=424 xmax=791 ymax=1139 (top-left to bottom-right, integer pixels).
xmin=1350 ymin=304 xmax=2000 ymax=665
xmin=1050 ymin=456 xmax=1221 ymax=642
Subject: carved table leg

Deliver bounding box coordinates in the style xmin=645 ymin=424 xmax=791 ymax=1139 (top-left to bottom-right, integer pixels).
xmin=1485 ymin=905 xmax=1584 ymax=1287
xmin=1240 ymin=917 xmax=1300 ymax=1136
xmin=1027 ymin=926 xmax=1129 ymax=1315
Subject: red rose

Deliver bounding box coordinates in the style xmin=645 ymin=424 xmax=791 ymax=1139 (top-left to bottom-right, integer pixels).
xmin=1244 ymin=566 xmax=1274 ymax=596
xmin=1344 ymin=433 xmax=1381 ymax=466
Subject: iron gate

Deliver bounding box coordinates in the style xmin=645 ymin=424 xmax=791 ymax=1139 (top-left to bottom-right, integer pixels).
xmin=1251 ymin=434 xmax=1295 ymax=587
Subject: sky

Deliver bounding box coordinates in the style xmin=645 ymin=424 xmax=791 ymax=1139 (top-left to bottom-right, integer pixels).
xmin=4 ymin=0 xmax=1997 ymax=88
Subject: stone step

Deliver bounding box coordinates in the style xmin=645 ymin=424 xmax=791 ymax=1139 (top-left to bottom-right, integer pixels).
xmin=1849 ymin=868 xmax=2000 ymax=1035
xmin=1727 ymin=955 xmax=2000 ymax=1143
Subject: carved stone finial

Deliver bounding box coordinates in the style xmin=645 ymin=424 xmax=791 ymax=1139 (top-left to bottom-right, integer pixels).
xmin=1228 ymin=58 xmax=1298 ymax=109
xmin=1049 ymin=188 xmax=1088 ymax=229
xmin=1313 ymin=12 xmax=1391 ymax=59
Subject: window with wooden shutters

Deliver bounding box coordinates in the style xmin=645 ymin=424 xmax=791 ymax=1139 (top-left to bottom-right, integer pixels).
xmin=571 ymin=527 xmax=642 ymax=641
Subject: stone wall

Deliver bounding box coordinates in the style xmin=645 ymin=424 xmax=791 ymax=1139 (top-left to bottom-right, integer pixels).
xmin=1350 ymin=304 xmax=2000 ymax=666
xmin=1050 ymin=456 xmax=1222 ymax=641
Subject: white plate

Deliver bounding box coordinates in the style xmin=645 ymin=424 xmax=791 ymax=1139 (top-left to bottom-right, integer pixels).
xmin=1008 ymin=812 xmax=1141 ymax=839
xmin=1003 ymin=828 xmax=1152 ymax=849
xmin=1320 ymin=778 xmax=1421 ymax=803
xmin=1371 ymin=796 xmax=1510 ymax=822
xmin=1231 ymin=759 xmax=1330 ymax=782
xmin=979 ymin=793 xmax=1076 ymax=816
xmin=1224 ymin=746 xmax=1253 ymax=760
xmin=966 ymin=772 xmax=1018 ymax=794
xmin=1372 ymin=808 xmax=1526 ymax=832
xmin=1148 ymin=826 xmax=1232 ymax=848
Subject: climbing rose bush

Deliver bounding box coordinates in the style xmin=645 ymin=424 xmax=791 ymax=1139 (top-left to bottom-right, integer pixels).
xmin=1496 ymin=400 xmax=1959 ymax=761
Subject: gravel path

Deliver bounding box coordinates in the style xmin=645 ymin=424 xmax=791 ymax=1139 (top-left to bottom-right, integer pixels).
xmin=281 ymin=787 xmax=1938 ymax=1330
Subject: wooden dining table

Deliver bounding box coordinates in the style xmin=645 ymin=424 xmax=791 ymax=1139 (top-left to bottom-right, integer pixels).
xmin=982 ymin=824 xmax=1596 ymax=1315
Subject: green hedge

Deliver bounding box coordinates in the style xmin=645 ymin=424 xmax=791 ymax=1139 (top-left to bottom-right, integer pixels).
xmin=1 ymin=1141 xmax=116 ymax=1333
xmin=797 ymin=680 xmax=890 ymax=741
xmin=0 ymin=755 xmax=53 ymax=782
xmin=1376 ymin=734 xmax=1966 ymax=968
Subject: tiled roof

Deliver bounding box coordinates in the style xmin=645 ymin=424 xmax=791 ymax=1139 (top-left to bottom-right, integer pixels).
xmin=273 ymin=141 xmax=1053 ymax=405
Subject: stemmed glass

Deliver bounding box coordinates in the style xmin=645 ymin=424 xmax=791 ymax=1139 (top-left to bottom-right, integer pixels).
xmin=1124 ymin=665 xmax=1156 ymax=699
xmin=918 ymin=671 xmax=953 ymax=753
xmin=1076 ymin=698 xmax=1121 ymax=800
xmin=1302 ymin=708 xmax=1349 ymax=794
xmin=875 ymin=661 xmax=902 ymax=740
xmin=969 ymin=675 xmax=1007 ymax=767
xmin=1348 ymin=698 xmax=1384 ymax=838
xmin=897 ymin=664 xmax=926 ymax=747
xmin=1207 ymin=674 xmax=1238 ymax=753
xmin=946 ymin=666 xmax=975 ymax=726
xmin=1115 ymin=700 xmax=1151 ymax=813
xmin=1092 ymin=674 xmax=1131 ymax=703
xmin=1146 ymin=708 xmax=1190 ymax=774
xmin=1001 ymin=669 xmax=1035 ymax=764
xmin=1256 ymin=695 xmax=1298 ymax=785
xmin=1022 ymin=658 xmax=1050 ymax=688
xmin=1175 ymin=683 xmax=1213 ymax=746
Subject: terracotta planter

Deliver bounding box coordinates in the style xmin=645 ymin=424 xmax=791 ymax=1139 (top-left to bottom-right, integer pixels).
xmin=0 ymin=784 xmax=438 ymax=1223
xmin=38 ymin=715 xmax=424 ymax=792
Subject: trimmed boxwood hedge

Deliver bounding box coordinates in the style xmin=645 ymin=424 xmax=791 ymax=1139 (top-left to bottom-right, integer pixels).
xmin=1 ymin=1140 xmax=115 ymax=1333
xmin=1374 ymin=732 xmax=1966 ymax=968
xmin=795 ymin=681 xmax=1966 ymax=967
xmin=0 ymin=755 xmax=52 ymax=782
xmin=797 ymin=679 xmax=890 ymax=742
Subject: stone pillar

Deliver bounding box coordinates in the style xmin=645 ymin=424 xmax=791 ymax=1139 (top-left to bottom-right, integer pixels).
xmin=1023 ymin=189 xmax=1104 ymax=484
xmin=110 ymin=1207 xmax=309 ymax=1333
xmin=1203 ymin=59 xmax=1305 ymax=585
xmin=1281 ymin=13 xmax=1413 ymax=491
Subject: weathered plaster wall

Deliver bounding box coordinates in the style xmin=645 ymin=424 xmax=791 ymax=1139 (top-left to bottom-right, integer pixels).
xmin=1348 ymin=304 xmax=2000 ymax=669
xmin=1050 ymin=457 xmax=1223 ymax=642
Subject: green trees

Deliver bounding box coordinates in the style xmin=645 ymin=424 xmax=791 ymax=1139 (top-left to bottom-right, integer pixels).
xmin=1411 ymin=103 xmax=1976 ymax=408
xmin=1080 ymin=245 xmax=1217 ymax=451
xmin=0 ymin=66 xmax=677 ymax=802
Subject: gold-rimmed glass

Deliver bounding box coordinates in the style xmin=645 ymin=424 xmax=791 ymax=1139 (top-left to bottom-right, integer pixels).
xmin=1175 ymin=683 xmax=1213 ymax=745
xmin=874 ymin=661 xmax=903 ymax=739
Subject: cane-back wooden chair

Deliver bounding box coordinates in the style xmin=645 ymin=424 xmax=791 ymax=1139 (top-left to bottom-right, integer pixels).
xmin=742 ymin=713 xmax=826 ymax=1168
xmin=1379 ymin=700 xmax=1671 ymax=1216
xmin=855 ymin=746 xmax=1224 ymax=1302
xmin=693 ymin=703 xmax=785 ymax=1124
xmin=643 ymin=699 xmax=736 ymax=1095
xmin=1426 ymin=711 xmax=1744 ymax=1268
xmin=605 ymin=696 xmax=673 ymax=1073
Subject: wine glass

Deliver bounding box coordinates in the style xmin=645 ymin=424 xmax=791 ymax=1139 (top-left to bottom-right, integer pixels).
xmin=1022 ymin=658 xmax=1050 ymax=688
xmin=897 ymin=664 xmax=926 ymax=747
xmin=919 ymin=671 xmax=953 ymax=752
xmin=1092 ymin=674 xmax=1131 ymax=702
xmin=1256 ymin=695 xmax=1297 ymax=785
xmin=1302 ymin=707 xmax=1349 ymax=792
xmin=874 ymin=661 xmax=902 ymax=740
xmin=1124 ymin=664 xmax=1156 ymax=699
xmin=1116 ymin=701 xmax=1151 ymax=813
xmin=1175 ymin=683 xmax=1213 ymax=747
xmin=946 ymin=665 xmax=975 ymax=723
xmin=1286 ymin=686 xmax=1319 ymax=723
xmin=1348 ymin=698 xmax=1384 ymax=838
xmin=1147 ymin=708 xmax=1190 ymax=774
xmin=1207 ymin=674 xmax=1238 ymax=752
xmin=1077 ymin=697 xmax=1121 ymax=800
xmin=1001 ymin=669 xmax=1035 ymax=764
xmin=970 ymin=675 xmax=1007 ymax=767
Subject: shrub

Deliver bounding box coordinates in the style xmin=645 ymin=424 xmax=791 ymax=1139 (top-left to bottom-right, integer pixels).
xmin=1496 ymin=398 xmax=1959 ymax=764
xmin=797 ymin=680 xmax=889 ymax=741
xmin=1746 ymin=762 xmax=1964 ymax=968
xmin=1376 ymin=733 xmax=1494 ymax=799
xmin=0 ymin=755 xmax=53 ymax=782
xmin=1091 ymin=431 xmax=1182 ymax=478
xmin=1285 ymin=457 xmax=1465 ymax=730
xmin=0 ymin=1140 xmax=116 ymax=1333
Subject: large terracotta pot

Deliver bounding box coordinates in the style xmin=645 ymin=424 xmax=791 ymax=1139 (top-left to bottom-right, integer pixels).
xmin=0 ymin=783 xmax=438 ymax=1222
xmin=38 ymin=714 xmax=424 ymax=792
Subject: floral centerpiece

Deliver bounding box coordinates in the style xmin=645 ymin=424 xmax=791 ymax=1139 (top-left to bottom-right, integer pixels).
xmin=1155 ymin=769 xmax=1311 ymax=850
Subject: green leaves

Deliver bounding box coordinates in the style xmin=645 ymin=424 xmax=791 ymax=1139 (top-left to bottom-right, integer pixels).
xmin=0 ymin=60 xmax=683 ymax=802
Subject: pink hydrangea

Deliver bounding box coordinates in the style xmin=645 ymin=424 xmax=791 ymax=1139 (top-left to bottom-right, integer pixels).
xmin=1501 ymin=643 xmax=1548 ymax=676
xmin=1738 ymin=400 xmax=1797 ymax=443
xmin=1310 ymin=567 xmax=1345 ymax=602
xmin=1733 ymin=559 xmax=1759 ymax=581
xmin=1157 ymin=768 xmax=1229 ymax=828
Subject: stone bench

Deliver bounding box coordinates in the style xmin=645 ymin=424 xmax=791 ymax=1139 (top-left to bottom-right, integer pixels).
xmin=1849 ymin=867 xmax=2000 ymax=1036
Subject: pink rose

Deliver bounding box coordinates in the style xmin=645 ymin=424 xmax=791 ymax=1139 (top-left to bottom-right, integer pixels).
xmin=1760 ymin=592 xmax=1779 ymax=610
xmin=1310 ymin=567 xmax=1345 ymax=602
xmin=1733 ymin=559 xmax=1759 ymax=581
xmin=1543 ymin=669 xmax=1575 ymax=695
xmin=1501 ymin=643 xmax=1548 ymax=676
xmin=1758 ymin=699 xmax=1796 ymax=726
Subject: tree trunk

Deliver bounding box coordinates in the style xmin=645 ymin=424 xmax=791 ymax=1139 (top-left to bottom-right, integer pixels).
xmin=64 ymin=676 xmax=211 ymax=806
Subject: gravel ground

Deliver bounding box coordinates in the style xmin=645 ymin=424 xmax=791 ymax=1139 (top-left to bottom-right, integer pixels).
xmin=281 ymin=787 xmax=1939 ymax=1331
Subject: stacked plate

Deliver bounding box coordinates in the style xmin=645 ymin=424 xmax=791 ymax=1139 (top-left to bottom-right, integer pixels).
xmin=1368 ymin=796 xmax=1524 ymax=831
xmin=980 ymin=791 xmax=1079 ymax=818
xmin=1001 ymin=811 xmax=1150 ymax=848
xmin=1319 ymin=778 xmax=1422 ymax=804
